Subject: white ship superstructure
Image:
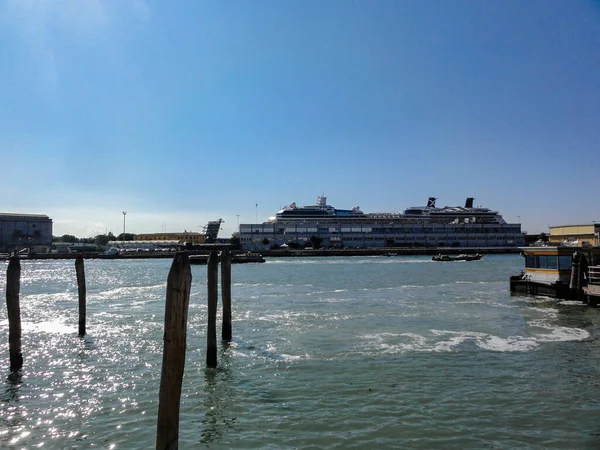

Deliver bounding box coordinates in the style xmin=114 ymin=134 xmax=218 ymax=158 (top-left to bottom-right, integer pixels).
xmin=239 ymin=196 xmax=524 ymax=250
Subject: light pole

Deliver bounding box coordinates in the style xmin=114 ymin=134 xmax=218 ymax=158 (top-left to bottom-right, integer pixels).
xmin=122 ymin=211 xmax=127 ymax=234
xmin=237 ymin=215 xmax=240 ymax=228
xmin=255 ymin=203 xmax=258 ymax=223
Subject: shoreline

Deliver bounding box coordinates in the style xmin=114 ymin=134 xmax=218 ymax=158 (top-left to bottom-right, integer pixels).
xmin=2 ymin=247 xmax=521 ymax=261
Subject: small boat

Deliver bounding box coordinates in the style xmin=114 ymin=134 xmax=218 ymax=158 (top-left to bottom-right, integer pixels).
xmin=232 ymin=252 xmax=266 ymax=264
xmin=100 ymin=247 xmax=120 ymax=259
xmin=432 ymin=254 xmax=482 ymax=262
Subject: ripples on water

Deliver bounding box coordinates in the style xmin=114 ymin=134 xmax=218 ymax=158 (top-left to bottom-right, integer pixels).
xmin=1 ymin=255 xmax=600 ymax=449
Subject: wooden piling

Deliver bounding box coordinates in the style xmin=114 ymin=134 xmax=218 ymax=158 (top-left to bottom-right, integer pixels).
xmin=206 ymin=251 xmax=218 ymax=368
xmin=570 ymin=252 xmax=579 ymax=290
xmin=577 ymin=256 xmax=586 ymax=302
xmin=156 ymin=252 xmax=192 ymax=450
xmin=6 ymin=256 xmax=23 ymax=370
xmin=221 ymin=248 xmax=232 ymax=342
xmin=75 ymin=256 xmax=87 ymax=336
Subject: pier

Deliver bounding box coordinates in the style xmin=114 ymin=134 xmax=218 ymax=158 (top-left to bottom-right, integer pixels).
xmin=510 ymin=246 xmax=600 ymax=305
xmin=583 ymin=265 xmax=600 ymax=306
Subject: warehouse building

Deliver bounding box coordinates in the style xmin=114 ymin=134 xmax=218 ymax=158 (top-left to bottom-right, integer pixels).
xmin=0 ymin=213 xmax=53 ymax=253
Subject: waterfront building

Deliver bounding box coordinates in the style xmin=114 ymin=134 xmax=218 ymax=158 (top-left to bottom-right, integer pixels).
xmin=239 ymin=196 xmax=524 ymax=251
xmin=132 ymin=220 xmax=223 ymax=245
xmin=548 ymin=224 xmax=600 ymax=247
xmin=133 ymin=232 xmax=206 ymax=244
xmin=0 ymin=212 xmax=53 ymax=252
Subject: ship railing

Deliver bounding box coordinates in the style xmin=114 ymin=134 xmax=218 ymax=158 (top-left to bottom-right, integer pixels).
xmin=589 ymin=266 xmax=600 ymax=285
xmin=369 ymin=213 xmax=403 ymax=219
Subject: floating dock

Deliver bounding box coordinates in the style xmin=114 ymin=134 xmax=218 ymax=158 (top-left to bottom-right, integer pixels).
xmin=510 ymin=246 xmax=600 ymax=305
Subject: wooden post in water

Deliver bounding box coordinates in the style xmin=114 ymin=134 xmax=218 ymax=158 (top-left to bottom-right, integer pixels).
xmin=206 ymin=251 xmax=219 ymax=368
xmin=6 ymin=256 xmax=23 ymax=370
xmin=156 ymin=252 xmax=192 ymax=450
xmin=221 ymin=248 xmax=232 ymax=342
xmin=75 ymin=256 xmax=87 ymax=336
xmin=570 ymin=252 xmax=579 ymax=290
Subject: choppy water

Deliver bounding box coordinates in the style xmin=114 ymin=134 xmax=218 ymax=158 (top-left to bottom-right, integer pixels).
xmin=1 ymin=255 xmax=600 ymax=449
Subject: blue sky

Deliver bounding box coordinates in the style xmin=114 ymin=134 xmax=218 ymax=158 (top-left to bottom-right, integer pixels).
xmin=1 ymin=0 xmax=599 ymax=238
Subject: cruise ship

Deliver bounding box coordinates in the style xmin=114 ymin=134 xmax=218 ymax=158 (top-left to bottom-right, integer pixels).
xmin=238 ymin=195 xmax=524 ymax=250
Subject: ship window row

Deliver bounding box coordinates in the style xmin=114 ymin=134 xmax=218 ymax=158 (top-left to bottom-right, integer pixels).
xmin=242 ymin=230 xmax=521 ymax=235
xmin=370 ymin=228 xmax=519 ymax=234
xmin=241 ymin=235 xmax=522 ymax=243
xmin=526 ymin=255 xmax=600 ymax=270
xmin=241 ymin=226 xmax=521 ymax=233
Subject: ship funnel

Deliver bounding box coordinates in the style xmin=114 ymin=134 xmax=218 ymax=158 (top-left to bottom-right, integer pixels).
xmin=465 ymin=197 xmax=474 ymax=208
xmin=427 ymin=197 xmax=437 ymax=208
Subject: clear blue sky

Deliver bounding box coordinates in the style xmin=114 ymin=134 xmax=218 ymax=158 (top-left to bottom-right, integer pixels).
xmin=1 ymin=0 xmax=599 ymax=237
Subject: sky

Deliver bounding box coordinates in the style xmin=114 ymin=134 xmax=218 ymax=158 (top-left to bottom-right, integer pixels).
xmin=1 ymin=0 xmax=599 ymax=238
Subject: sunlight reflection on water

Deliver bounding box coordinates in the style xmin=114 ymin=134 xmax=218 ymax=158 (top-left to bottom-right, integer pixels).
xmin=0 ymin=256 xmax=599 ymax=449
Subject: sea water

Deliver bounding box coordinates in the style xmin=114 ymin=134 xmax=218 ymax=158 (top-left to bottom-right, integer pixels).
xmin=1 ymin=255 xmax=600 ymax=449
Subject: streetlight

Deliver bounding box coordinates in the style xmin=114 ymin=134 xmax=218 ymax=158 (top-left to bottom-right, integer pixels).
xmin=237 ymin=215 xmax=240 ymax=228
xmin=122 ymin=211 xmax=127 ymax=234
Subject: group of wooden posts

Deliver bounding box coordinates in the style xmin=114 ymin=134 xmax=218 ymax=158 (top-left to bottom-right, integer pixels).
xmin=4 ymin=248 xmax=233 ymax=450
xmin=157 ymin=250 xmax=233 ymax=449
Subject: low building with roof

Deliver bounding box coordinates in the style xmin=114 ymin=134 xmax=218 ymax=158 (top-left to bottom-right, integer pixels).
xmin=133 ymin=232 xmax=206 ymax=244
